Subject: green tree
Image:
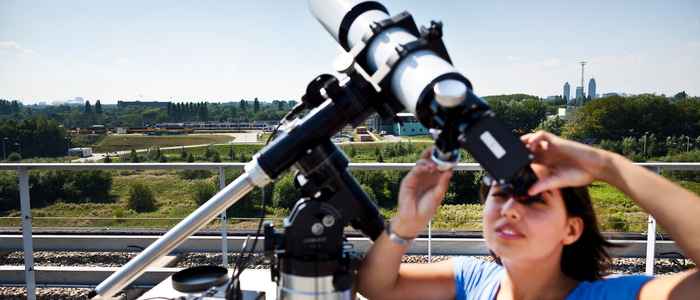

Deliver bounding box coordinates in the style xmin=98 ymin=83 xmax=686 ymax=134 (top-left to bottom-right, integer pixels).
xmin=535 ymin=116 xmax=565 ymax=136
xmin=253 ymin=98 xmax=260 ymax=113
xmin=484 ymin=95 xmax=547 ymax=133
xmin=127 ymin=183 xmax=156 ymax=212
xmin=180 ymin=147 xmax=188 ymax=161
xmin=192 ymin=181 xmax=217 ymax=206
xmin=7 ymin=152 xmax=21 ymax=161
xmin=228 ymin=145 xmax=236 ymax=161
xmin=84 ymin=101 xmax=92 ymax=114
xmin=129 ymin=149 xmax=140 ymax=163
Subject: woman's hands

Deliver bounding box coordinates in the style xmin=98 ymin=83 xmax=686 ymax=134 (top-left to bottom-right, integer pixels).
xmin=392 ymin=148 xmax=453 ymax=238
xmin=520 ymin=131 xmax=613 ymax=195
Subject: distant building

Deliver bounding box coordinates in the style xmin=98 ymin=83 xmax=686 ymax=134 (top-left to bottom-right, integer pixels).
xmin=557 ymin=107 xmax=577 ymax=121
xmin=68 ymin=147 xmax=92 ymax=158
xmin=575 ymin=87 xmax=585 ymax=105
xmin=588 ymin=78 xmax=597 ymax=100
xmin=602 ymin=92 xmax=620 ymax=98
xmin=66 ymin=97 xmax=85 ymax=106
xmin=563 ymin=82 xmax=570 ymax=101
xmin=368 ymin=113 xmax=429 ymax=136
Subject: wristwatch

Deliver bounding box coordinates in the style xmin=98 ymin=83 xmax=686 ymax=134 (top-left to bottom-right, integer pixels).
xmin=385 ymin=221 xmax=416 ymax=246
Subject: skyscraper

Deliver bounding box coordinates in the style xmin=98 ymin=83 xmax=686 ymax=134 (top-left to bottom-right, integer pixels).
xmin=563 ymin=82 xmax=570 ymax=102
xmin=575 ymin=86 xmax=585 ymax=105
xmin=588 ymin=78 xmax=597 ymax=100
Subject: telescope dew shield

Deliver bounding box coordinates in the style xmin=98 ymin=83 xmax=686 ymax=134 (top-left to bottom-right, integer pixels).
xmin=309 ymin=0 xmax=459 ymax=115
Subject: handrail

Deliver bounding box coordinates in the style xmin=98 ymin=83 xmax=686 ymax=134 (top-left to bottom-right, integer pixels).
xmin=1 ymin=161 xmax=699 ymax=170
xmin=2 ymin=161 xmax=699 ymax=298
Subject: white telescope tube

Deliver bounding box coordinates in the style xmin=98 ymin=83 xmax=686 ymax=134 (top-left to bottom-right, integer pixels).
xmin=309 ymin=0 xmax=464 ymax=114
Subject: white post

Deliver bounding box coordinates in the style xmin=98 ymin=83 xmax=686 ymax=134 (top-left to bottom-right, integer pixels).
xmin=427 ymin=218 xmax=432 ymax=262
xmin=645 ymin=166 xmax=660 ymax=275
xmin=219 ymin=167 xmax=228 ymax=268
xmin=645 ymin=215 xmax=656 ymax=275
xmin=18 ymin=167 xmax=36 ymax=300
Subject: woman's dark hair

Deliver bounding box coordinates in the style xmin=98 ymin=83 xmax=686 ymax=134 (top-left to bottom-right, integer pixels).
xmin=480 ymin=183 xmax=615 ymax=281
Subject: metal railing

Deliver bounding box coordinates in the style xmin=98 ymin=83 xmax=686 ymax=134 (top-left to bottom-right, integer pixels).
xmin=1 ymin=162 xmax=699 ymax=299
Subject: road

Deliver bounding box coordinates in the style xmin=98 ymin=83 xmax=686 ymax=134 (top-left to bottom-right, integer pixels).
xmin=72 ymin=131 xmax=262 ymax=162
xmin=71 ymin=131 xmax=430 ymax=162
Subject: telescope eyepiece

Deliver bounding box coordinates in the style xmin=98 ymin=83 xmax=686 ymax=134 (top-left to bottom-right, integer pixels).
xmin=433 ymin=79 xmax=467 ymax=108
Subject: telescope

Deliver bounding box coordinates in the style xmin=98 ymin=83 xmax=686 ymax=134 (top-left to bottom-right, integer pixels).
xmin=90 ymin=1 xmax=537 ymax=299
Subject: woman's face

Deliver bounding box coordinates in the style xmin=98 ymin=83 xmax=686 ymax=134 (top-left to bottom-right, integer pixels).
xmin=482 ymin=165 xmax=582 ymax=265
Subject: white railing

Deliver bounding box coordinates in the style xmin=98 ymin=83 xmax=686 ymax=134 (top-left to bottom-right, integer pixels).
xmin=1 ymin=162 xmax=699 ymax=299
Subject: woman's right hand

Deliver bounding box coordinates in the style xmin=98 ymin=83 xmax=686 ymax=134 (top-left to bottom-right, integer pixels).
xmin=392 ymin=148 xmax=452 ymax=238
xmin=520 ymin=131 xmax=614 ymax=195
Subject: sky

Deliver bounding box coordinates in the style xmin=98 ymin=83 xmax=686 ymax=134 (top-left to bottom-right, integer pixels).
xmin=1 ymin=0 xmax=699 ymax=104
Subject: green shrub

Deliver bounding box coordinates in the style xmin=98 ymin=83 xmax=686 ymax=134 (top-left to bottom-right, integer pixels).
xmin=658 ymin=150 xmax=700 ymax=181
xmin=7 ymin=152 xmax=21 ymax=161
xmin=180 ymin=148 xmax=188 ymax=161
xmin=0 ymin=170 xmax=114 ymax=212
xmin=360 ymin=183 xmax=376 ymax=203
xmin=606 ymin=212 xmax=628 ymax=232
xmin=204 ymin=145 xmax=216 ymax=160
xmin=62 ymin=170 xmax=113 ymax=202
xmin=129 ymin=149 xmax=140 ymax=163
xmin=224 ymin=169 xmax=269 ymax=217
xmin=146 ymin=147 xmax=162 ymax=161
xmin=178 ymin=170 xmax=213 ymax=180
xmin=127 ymin=183 xmax=156 ymax=212
xmin=272 ymin=173 xmax=301 ymax=209
xmin=0 ymin=172 xmax=20 ymax=211
xmin=228 ymin=146 xmax=236 ymax=161
xmin=210 ymin=152 xmax=221 ymax=162
xmin=192 ymin=181 xmax=218 ymax=206
xmin=114 ymin=206 xmax=127 ymax=223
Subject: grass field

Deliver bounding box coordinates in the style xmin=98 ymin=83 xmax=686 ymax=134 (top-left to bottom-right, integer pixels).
xmin=93 ymin=135 xmax=235 ymax=153
xmin=2 ymin=167 xmax=697 ymax=232
xmin=4 ymin=139 xmax=699 ymax=233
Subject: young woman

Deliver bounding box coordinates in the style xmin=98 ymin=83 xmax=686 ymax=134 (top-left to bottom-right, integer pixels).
xmin=358 ymin=131 xmax=699 ymax=300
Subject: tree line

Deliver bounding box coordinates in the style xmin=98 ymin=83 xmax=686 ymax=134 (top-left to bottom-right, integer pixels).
xmin=1 ymin=99 xmax=299 ymax=129
xmin=0 ymin=117 xmax=69 ymax=160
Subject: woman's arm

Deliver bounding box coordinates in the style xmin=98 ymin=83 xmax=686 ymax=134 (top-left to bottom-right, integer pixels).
xmin=357 ymin=149 xmax=455 ymax=300
xmin=600 ymin=153 xmax=700 ymax=300
xmin=521 ymin=131 xmax=700 ymax=299
xmin=358 ymin=234 xmax=455 ymax=300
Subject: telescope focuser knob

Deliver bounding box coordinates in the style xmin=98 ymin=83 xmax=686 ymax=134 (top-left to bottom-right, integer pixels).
xmin=433 ymin=79 xmax=467 ymax=108
xmin=302 ymin=74 xmax=336 ymax=109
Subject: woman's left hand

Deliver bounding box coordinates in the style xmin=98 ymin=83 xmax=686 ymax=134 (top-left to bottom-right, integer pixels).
xmin=393 ymin=148 xmax=453 ymax=238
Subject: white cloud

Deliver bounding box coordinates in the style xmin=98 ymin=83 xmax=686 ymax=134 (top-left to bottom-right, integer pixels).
xmin=540 ymin=58 xmax=561 ymax=68
xmin=0 ymin=41 xmax=36 ymax=55
xmin=688 ymin=41 xmax=700 ymax=49
xmin=506 ymin=55 xmax=520 ymax=62
xmin=115 ymin=57 xmax=130 ymax=65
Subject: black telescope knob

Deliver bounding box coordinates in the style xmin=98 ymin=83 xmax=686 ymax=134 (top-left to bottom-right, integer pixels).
xmin=302 ymin=74 xmax=336 ymax=109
